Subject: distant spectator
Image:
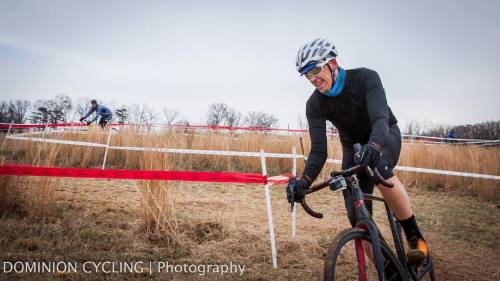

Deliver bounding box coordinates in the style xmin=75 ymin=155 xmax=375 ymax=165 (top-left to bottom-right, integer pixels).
xmin=447 ymin=129 xmax=458 ymax=144
xmin=448 ymin=129 xmax=457 ymax=139
xmin=79 ymin=100 xmax=113 ymax=128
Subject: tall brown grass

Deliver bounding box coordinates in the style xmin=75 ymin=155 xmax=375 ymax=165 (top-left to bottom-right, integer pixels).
xmin=398 ymin=143 xmax=499 ymax=199
xmin=137 ymin=141 xmax=180 ymax=239
xmin=1 ymin=127 xmax=499 ymax=210
xmin=0 ymin=144 xmax=61 ymax=217
xmin=3 ymin=127 xmax=295 ymax=174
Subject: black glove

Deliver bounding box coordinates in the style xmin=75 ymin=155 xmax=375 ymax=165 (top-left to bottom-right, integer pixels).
xmin=355 ymin=142 xmax=382 ymax=169
xmin=286 ymin=177 xmax=310 ymax=203
xmin=86 ymin=121 xmax=92 ymax=125
xmin=79 ymin=117 xmax=84 ymax=122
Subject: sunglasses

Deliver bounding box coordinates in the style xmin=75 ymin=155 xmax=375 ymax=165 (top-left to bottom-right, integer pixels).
xmin=305 ymin=60 xmax=330 ymax=79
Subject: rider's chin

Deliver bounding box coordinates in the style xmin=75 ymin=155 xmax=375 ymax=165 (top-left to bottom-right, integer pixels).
xmin=318 ymin=87 xmax=329 ymax=94
xmin=316 ymin=84 xmax=327 ymax=94
xmin=317 ymin=81 xmax=332 ymax=94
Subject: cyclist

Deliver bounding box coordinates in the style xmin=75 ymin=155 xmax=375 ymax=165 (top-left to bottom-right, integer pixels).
xmin=447 ymin=129 xmax=458 ymax=144
xmin=79 ymin=99 xmax=113 ymax=128
xmin=288 ymin=38 xmax=429 ymax=267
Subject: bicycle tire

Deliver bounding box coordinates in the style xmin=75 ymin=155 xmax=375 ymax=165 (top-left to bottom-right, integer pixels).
xmin=324 ymin=227 xmax=407 ymax=281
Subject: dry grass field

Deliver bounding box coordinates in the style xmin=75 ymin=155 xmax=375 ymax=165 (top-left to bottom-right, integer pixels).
xmin=0 ymin=128 xmax=499 ymax=280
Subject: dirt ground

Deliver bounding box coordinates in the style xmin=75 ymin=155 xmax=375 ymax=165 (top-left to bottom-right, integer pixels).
xmin=1 ymin=178 xmax=499 ymax=281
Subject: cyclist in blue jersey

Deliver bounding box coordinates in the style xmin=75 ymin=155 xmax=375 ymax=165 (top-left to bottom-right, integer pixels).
xmin=287 ymin=38 xmax=429 ymax=268
xmin=80 ymin=100 xmax=113 ymax=128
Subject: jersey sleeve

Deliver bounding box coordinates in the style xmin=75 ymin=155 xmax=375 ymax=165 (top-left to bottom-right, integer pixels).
xmin=82 ymin=108 xmax=95 ymax=120
xmin=302 ymin=94 xmax=328 ymax=183
xmin=364 ymin=70 xmax=390 ymax=148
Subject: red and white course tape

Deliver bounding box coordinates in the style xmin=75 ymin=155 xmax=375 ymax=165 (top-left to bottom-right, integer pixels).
xmin=0 ymin=164 xmax=273 ymax=184
xmin=5 ymin=134 xmax=500 ymax=181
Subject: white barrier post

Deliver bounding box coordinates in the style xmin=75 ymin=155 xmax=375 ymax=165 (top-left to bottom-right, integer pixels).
xmin=260 ymin=149 xmax=277 ymax=268
xmin=102 ymin=127 xmax=113 ymax=169
xmin=32 ymin=122 xmax=50 ymax=165
xmin=42 ymin=122 xmax=49 ymax=138
xmin=291 ymin=146 xmax=297 ymax=239
xmin=0 ymin=120 xmax=14 ymax=151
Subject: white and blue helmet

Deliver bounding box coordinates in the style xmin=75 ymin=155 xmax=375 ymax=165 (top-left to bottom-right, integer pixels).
xmin=296 ymin=38 xmax=338 ymax=75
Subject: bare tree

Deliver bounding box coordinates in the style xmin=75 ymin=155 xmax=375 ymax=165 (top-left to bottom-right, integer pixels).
xmin=175 ymin=119 xmax=190 ymax=126
xmin=29 ymin=95 xmax=72 ymax=124
xmin=404 ymin=120 xmax=416 ymax=135
xmin=127 ymin=104 xmax=146 ymax=125
xmin=13 ymin=100 xmax=31 ymax=123
xmin=128 ymin=104 xmax=156 ymax=126
xmin=449 ymin=121 xmax=500 ymax=140
xmin=0 ymin=102 xmax=7 ymax=123
xmin=54 ymin=94 xmax=73 ymax=123
xmin=162 ymin=108 xmax=180 ymax=126
xmin=0 ymin=100 xmax=31 ymax=123
xmin=403 ymin=119 xmax=500 ymax=140
xmin=175 ymin=119 xmax=191 ymax=134
xmin=30 ymin=101 xmax=55 ymax=124
xmin=206 ymin=103 xmax=228 ymax=126
xmin=144 ymin=106 xmax=156 ymax=127
xmin=114 ymin=107 xmax=128 ymax=124
xmin=72 ymin=97 xmax=92 ymax=121
xmin=244 ymin=111 xmax=278 ymax=129
xmin=225 ymin=108 xmax=241 ymax=127
xmin=404 ymin=119 xmax=434 ymax=136
xmin=206 ymin=103 xmax=242 ymax=127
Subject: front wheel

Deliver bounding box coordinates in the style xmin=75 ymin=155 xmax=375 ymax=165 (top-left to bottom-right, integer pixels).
xmin=324 ymin=227 xmax=407 ymax=281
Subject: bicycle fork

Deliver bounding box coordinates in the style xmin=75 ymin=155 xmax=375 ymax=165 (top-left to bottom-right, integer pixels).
xmin=355 ymin=221 xmax=386 ymax=280
xmin=352 ymin=180 xmax=387 ymax=280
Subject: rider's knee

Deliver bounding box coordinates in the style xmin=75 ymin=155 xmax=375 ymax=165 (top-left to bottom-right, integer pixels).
xmin=376 ymin=160 xmax=395 ymax=180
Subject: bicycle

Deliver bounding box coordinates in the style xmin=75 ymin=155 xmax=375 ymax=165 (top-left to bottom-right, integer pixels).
xmin=288 ymin=144 xmax=436 ymax=281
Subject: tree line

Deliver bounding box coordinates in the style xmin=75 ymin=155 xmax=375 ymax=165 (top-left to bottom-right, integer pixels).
xmin=2 ymin=95 xmax=498 ymax=138
xmin=404 ymin=119 xmax=500 ymax=140
xmin=0 ymin=95 xmax=279 ymax=129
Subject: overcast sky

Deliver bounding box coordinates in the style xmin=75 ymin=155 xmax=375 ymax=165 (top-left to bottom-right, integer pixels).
xmin=1 ymin=0 xmax=499 ymax=129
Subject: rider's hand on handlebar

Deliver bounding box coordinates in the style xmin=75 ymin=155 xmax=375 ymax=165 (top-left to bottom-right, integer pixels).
xmin=286 ymin=177 xmax=310 ymax=203
xmin=355 ymin=142 xmax=382 ymax=169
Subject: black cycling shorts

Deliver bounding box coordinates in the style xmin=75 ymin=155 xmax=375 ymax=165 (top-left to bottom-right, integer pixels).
xmin=341 ymin=124 xmax=402 ymax=225
xmin=98 ymin=115 xmax=112 ymax=128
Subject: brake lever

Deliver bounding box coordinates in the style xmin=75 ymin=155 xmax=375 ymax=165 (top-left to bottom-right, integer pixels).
xmin=353 ymin=143 xmax=394 ymax=188
xmin=365 ymin=166 xmax=375 ymax=177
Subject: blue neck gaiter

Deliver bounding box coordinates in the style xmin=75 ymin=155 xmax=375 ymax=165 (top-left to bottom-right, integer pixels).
xmin=324 ymin=67 xmax=345 ymax=97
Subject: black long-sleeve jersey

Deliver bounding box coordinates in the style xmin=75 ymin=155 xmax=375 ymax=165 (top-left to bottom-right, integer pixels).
xmin=303 ymin=68 xmax=398 ymax=182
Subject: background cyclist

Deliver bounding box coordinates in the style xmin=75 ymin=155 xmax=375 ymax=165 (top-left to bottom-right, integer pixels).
xmin=79 ymin=99 xmax=113 ymax=128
